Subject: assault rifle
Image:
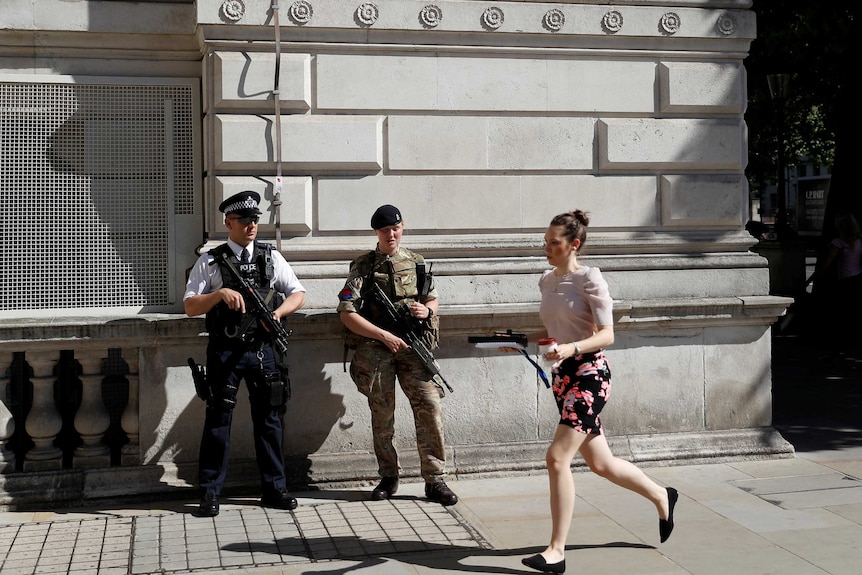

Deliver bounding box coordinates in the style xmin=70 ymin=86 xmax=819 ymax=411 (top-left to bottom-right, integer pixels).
xmin=369 ymin=282 xmax=453 ymax=393
xmin=212 ymin=251 xmax=292 ymax=357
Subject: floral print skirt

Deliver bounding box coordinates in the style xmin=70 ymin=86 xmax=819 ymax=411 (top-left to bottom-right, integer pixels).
xmin=552 ymin=350 xmax=611 ymax=435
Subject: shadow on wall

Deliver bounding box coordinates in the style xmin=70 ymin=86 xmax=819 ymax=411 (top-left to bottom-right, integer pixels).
xmin=142 ymin=340 xmax=348 ymax=491
xmin=41 ymin=82 xmax=196 ymax=313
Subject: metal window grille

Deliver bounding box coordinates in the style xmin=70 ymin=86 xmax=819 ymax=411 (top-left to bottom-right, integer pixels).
xmin=0 ymin=80 xmax=195 ymax=311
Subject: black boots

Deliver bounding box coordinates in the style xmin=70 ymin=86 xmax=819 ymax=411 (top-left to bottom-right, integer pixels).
xmin=371 ymin=476 xmax=400 ymax=500
xmin=261 ymin=487 xmax=298 ymax=510
xmin=198 ymin=493 xmax=219 ymax=517
xmin=425 ymin=481 xmax=458 ymax=506
xmin=371 ymin=477 xmax=458 ymax=506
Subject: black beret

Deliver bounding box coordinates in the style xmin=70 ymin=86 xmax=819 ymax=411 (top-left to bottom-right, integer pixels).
xmin=371 ymin=204 xmax=402 ymax=229
xmin=219 ymin=191 xmax=262 ymax=215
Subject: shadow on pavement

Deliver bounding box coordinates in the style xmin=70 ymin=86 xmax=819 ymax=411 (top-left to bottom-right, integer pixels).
xmin=224 ymin=537 xmax=654 ymax=574
xmin=771 ymin=293 xmax=862 ymax=453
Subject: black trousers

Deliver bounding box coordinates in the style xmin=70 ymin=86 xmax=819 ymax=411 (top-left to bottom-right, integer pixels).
xmin=198 ymin=343 xmax=286 ymax=495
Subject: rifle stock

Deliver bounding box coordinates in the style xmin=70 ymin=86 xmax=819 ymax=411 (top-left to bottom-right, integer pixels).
xmin=369 ymin=282 xmax=453 ymax=393
xmin=213 ymin=251 xmax=292 ymax=357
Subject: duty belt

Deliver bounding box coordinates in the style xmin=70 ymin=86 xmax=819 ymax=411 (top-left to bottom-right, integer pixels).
xmin=208 ymin=336 xmax=270 ymax=351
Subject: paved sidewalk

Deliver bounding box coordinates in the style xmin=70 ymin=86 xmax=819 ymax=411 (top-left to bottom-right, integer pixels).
xmin=1 ymin=451 xmax=861 ymax=575
xmin=1 ymin=333 xmax=861 ymax=575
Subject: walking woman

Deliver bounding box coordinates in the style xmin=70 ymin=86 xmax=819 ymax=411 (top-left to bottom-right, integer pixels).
xmin=519 ymin=210 xmax=678 ymax=574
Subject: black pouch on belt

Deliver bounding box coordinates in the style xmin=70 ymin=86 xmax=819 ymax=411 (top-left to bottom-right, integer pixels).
xmin=265 ymin=371 xmax=289 ymax=408
xmin=187 ymin=358 xmax=211 ymax=403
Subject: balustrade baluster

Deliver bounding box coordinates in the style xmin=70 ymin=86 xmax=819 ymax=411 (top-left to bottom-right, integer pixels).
xmin=0 ymin=352 xmax=15 ymax=471
xmin=24 ymin=350 xmax=63 ymax=470
xmin=73 ymin=349 xmax=111 ymax=467
xmin=120 ymin=348 xmax=140 ymax=465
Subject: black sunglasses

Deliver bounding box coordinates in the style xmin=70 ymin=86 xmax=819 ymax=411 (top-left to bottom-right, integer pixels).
xmin=228 ymin=215 xmax=259 ymax=225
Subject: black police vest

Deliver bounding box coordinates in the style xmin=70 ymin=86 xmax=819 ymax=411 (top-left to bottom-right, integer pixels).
xmin=205 ymin=242 xmax=279 ymax=342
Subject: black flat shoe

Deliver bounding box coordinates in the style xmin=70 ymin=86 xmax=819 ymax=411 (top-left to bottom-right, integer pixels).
xmin=659 ymin=487 xmax=679 ymax=543
xmin=521 ymin=553 xmax=566 ymax=574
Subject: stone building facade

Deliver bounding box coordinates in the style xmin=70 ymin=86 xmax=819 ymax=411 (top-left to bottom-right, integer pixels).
xmin=0 ymin=0 xmax=792 ymax=506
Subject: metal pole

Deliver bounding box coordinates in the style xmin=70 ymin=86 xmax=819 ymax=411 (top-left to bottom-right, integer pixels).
xmin=775 ymin=106 xmax=787 ymax=238
xmin=767 ymin=74 xmax=791 ymax=240
xmin=272 ymin=0 xmax=283 ymax=252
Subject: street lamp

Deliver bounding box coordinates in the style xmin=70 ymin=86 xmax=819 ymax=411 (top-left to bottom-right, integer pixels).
xmin=767 ymin=73 xmax=792 ymax=240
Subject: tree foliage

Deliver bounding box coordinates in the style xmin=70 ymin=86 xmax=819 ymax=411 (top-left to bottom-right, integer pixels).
xmin=745 ymin=0 xmax=857 ymax=201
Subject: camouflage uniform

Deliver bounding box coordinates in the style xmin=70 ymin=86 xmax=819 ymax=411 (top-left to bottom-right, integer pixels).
xmin=337 ymin=247 xmax=446 ymax=483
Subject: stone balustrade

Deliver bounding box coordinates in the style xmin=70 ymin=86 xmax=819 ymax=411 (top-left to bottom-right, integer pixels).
xmin=0 ymin=315 xmax=203 ymax=508
xmin=0 ymin=347 xmax=140 ymax=475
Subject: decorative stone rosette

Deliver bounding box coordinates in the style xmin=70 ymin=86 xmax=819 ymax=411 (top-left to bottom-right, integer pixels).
xmin=716 ymin=12 xmax=736 ymax=35
xmin=356 ymin=2 xmax=379 ymax=26
xmin=288 ymin=0 xmax=313 ymax=25
xmin=220 ymin=0 xmax=245 ymax=23
xmin=542 ymin=9 xmax=565 ymax=32
xmin=420 ymin=5 xmax=443 ymax=29
xmin=660 ymin=12 xmax=681 ymax=35
xmin=602 ymin=10 xmax=623 ymax=34
xmin=482 ymin=6 xmax=504 ymax=30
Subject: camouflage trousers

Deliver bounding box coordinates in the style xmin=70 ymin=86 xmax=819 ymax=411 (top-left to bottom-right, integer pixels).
xmin=349 ymin=341 xmax=446 ymax=482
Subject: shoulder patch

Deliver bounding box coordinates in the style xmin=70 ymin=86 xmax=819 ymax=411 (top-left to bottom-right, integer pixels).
xmin=339 ymin=288 xmax=353 ymax=301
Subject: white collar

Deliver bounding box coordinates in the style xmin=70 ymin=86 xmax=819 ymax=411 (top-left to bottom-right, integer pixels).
xmin=226 ymin=239 xmax=253 ymax=259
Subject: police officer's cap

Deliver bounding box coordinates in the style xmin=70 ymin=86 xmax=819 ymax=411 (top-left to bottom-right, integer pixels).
xmin=219 ymin=191 xmax=263 ymax=216
xmin=371 ymin=204 xmax=402 ymax=229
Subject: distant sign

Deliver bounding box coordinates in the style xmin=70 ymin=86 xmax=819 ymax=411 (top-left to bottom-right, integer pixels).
xmin=796 ymin=176 xmax=830 ymax=233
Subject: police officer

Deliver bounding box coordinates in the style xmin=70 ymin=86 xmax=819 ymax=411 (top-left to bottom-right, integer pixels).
xmin=337 ymin=204 xmax=458 ymax=506
xmin=184 ymin=191 xmax=306 ymax=517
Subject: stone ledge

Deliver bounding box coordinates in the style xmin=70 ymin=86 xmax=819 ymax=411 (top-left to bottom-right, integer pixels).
xmin=0 ymin=294 xmax=791 ymax=347
xmin=195 ymin=231 xmax=761 ymax=262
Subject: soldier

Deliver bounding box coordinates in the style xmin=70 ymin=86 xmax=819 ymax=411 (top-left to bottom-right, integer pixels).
xmin=338 ymin=204 xmax=458 ymax=506
xmin=184 ymin=191 xmax=306 ymax=517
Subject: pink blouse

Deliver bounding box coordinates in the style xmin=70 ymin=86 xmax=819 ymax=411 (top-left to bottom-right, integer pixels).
xmin=539 ymin=266 xmax=614 ymax=343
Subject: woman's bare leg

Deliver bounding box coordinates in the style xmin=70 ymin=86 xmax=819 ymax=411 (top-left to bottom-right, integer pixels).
xmin=579 ymin=433 xmax=670 ymax=518
xmin=539 ymin=424 xmax=588 ymax=563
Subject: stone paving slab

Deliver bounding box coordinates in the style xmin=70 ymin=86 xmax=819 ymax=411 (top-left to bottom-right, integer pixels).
xmin=732 ymin=472 xmax=862 ymax=509
xmin=0 ymin=498 xmax=489 ymax=575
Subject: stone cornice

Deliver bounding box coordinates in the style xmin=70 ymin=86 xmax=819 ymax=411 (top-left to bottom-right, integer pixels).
xmin=0 ymin=1 xmax=195 ymax=34
xmin=195 ymin=0 xmax=754 ymax=50
xmin=1 ymin=1 xmax=754 ymax=59
xmin=0 ymin=31 xmax=203 ymax=60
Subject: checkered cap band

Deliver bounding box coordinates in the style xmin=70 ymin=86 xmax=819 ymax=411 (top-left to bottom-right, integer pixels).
xmin=223 ymin=195 xmax=259 ymax=213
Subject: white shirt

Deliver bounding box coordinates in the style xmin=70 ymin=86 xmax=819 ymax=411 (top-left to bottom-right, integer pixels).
xmin=184 ymin=239 xmax=305 ymax=300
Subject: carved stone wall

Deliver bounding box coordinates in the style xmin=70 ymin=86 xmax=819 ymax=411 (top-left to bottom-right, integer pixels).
xmin=196 ymin=0 xmax=793 ymax=479
xmin=0 ymin=1 xmax=795 ymax=506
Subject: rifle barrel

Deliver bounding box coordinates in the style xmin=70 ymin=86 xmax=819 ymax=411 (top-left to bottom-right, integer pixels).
xmin=370 ymin=283 xmax=453 ymax=392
